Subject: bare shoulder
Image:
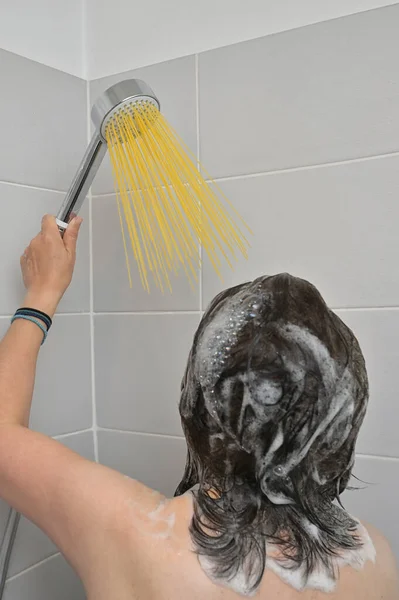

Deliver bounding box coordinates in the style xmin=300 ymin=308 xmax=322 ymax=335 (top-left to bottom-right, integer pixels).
xmin=366 ymin=523 xmax=398 ymax=568
xmin=363 ymin=522 xmax=399 ymax=598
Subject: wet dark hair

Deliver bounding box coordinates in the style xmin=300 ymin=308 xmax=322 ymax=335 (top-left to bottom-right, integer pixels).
xmin=175 ymin=274 xmax=369 ymax=594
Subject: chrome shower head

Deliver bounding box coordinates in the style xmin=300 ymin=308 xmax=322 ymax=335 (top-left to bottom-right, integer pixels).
xmin=56 ymin=78 xmax=160 ymax=229
xmin=91 ymin=79 xmax=160 ymax=140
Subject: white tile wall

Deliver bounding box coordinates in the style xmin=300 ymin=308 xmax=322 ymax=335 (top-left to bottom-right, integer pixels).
xmin=0 ymin=501 xmax=11 ymax=549
xmin=0 ymin=50 xmax=87 ymax=191
xmin=343 ymin=455 xmax=399 ymax=556
xmin=95 ymin=314 xmax=200 ymax=435
xmin=98 ymin=430 xmax=187 ymax=497
xmin=201 ymin=157 xmax=399 ymax=309
xmin=4 ymin=554 xmax=85 ymax=600
xmin=199 ymin=5 xmax=399 ymax=179
xmin=2 ymin=3 xmax=399 ymax=596
xmin=86 ymin=0 xmax=399 ymax=80
xmin=0 ymin=48 xmax=91 ymax=597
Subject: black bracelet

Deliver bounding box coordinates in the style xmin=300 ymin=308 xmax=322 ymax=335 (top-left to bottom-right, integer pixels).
xmin=15 ymin=308 xmax=52 ymax=331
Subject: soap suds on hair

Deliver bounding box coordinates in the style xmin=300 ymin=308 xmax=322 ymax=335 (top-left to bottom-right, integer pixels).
xmin=265 ymin=521 xmax=375 ymax=594
xmin=199 ymin=552 xmax=259 ymax=597
xmin=176 ymin=273 xmax=371 ymax=596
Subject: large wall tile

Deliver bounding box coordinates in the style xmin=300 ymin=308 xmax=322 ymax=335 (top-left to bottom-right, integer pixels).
xmin=343 ymin=455 xmax=399 ymax=556
xmin=0 ymin=316 xmax=92 ymax=436
xmin=54 ymin=430 xmax=95 ymax=462
xmin=95 ymin=314 xmax=200 ymax=435
xmin=90 ymin=55 xmax=197 ymax=195
xmin=98 ymin=430 xmax=187 ymax=497
xmin=31 ymin=316 xmax=92 ymax=435
xmin=202 ymin=156 xmax=399 ymax=309
xmin=336 ymin=309 xmax=399 ymax=459
xmin=92 ymin=195 xmax=200 ymax=311
xmin=0 ymin=50 xmax=87 ymax=191
xmin=4 ymin=554 xmax=85 ymax=600
xmin=0 ymin=183 xmax=89 ymax=315
xmin=0 ymin=501 xmax=14 ymax=556
xmin=199 ymin=5 xmax=399 ymax=179
xmin=8 ymin=432 xmax=95 ymax=578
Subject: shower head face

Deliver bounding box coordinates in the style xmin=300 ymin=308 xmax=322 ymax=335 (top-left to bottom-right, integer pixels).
xmin=91 ymin=79 xmax=160 ymax=139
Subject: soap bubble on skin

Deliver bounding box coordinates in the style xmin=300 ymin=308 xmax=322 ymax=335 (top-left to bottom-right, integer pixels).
xmin=126 ymin=493 xmax=177 ymax=541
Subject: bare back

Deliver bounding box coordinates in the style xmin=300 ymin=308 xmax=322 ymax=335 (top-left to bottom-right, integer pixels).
xmin=81 ymin=482 xmax=399 ymax=600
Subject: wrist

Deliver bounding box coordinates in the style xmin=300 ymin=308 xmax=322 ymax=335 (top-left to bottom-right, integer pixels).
xmin=22 ymin=291 xmax=61 ymax=318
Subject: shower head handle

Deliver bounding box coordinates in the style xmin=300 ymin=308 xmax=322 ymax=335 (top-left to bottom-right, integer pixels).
xmin=56 ymin=132 xmax=106 ymax=229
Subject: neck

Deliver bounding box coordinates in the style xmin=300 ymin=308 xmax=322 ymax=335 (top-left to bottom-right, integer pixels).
xmin=190 ymin=485 xmax=376 ymax=596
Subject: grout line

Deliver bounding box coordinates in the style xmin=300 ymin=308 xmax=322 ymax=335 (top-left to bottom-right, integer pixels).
xmin=97 ymin=426 xmax=185 ymax=441
xmin=195 ymin=54 xmax=201 ymax=166
xmin=91 ymin=191 xmax=115 ymax=199
xmin=94 ymin=310 xmax=202 ymax=316
xmin=91 ymin=149 xmax=399 ymax=198
xmin=209 ymin=151 xmax=399 ymax=184
xmin=332 ymin=306 xmax=399 ymax=312
xmin=2 ymin=307 xmax=399 ymax=320
xmin=87 ymin=79 xmax=99 ymax=464
xmin=196 ymin=54 xmax=203 ymax=314
xmin=98 ymin=428 xmax=399 ymax=459
xmin=0 ymin=312 xmax=91 ymax=320
xmin=357 ymin=452 xmax=399 ymax=463
xmin=6 ymin=552 xmax=60 ymax=582
xmin=90 ymin=211 xmax=99 ymax=463
xmin=53 ymin=312 xmax=89 ymax=316
xmin=81 ymin=0 xmax=88 ymax=80
xmin=2 ymin=148 xmax=398 ymax=200
xmin=54 ymin=428 xmax=93 ymax=441
xmin=0 ymin=179 xmax=65 ymax=195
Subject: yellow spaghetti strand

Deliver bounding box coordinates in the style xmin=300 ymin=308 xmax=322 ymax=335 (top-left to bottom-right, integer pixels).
xmin=104 ymin=101 xmax=250 ymax=292
xmin=108 ymin=120 xmax=149 ymax=291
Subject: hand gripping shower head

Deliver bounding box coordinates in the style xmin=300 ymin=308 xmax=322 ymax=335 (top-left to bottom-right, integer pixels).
xmin=57 ymin=78 xmax=249 ymax=292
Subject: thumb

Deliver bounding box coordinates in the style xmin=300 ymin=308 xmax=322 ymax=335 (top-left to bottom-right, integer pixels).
xmin=63 ymin=217 xmax=83 ymax=254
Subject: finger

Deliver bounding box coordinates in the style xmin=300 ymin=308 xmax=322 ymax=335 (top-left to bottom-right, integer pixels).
xmin=63 ymin=217 xmax=83 ymax=254
xmin=41 ymin=214 xmax=60 ymax=237
xmin=22 ymin=242 xmax=33 ymax=258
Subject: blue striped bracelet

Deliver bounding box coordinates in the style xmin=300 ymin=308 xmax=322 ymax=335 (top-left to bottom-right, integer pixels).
xmin=16 ymin=308 xmax=52 ymax=331
xmin=11 ymin=315 xmax=48 ymax=345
